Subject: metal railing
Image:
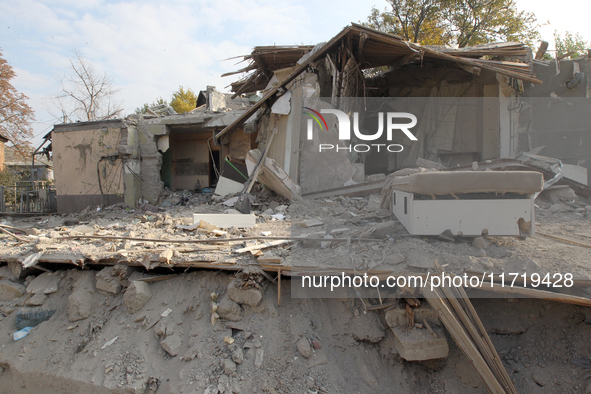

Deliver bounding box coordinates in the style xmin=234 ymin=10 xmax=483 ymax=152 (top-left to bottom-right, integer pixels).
xmin=0 ymin=183 xmax=57 ymax=214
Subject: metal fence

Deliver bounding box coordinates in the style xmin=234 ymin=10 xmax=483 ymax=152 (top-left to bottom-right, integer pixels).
xmin=0 ymin=182 xmax=57 ymax=214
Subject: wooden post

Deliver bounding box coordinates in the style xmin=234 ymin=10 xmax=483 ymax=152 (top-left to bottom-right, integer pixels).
xmin=535 ymin=41 xmax=548 ymax=60
xmin=277 ymin=269 xmax=281 ymax=307
xmin=244 ymin=128 xmax=276 ymax=195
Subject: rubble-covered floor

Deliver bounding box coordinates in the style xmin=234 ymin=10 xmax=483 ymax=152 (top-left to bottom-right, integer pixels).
xmin=0 ymin=188 xmax=590 ymax=393
xmin=1 ymin=189 xmax=590 ymax=282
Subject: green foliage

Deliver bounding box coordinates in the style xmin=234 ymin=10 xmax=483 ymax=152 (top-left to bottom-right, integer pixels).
xmin=134 ymin=97 xmax=167 ymax=114
xmin=366 ymin=0 xmax=450 ymax=45
xmin=364 ymin=0 xmax=541 ymax=48
xmin=170 ymin=87 xmax=197 ymax=114
xmin=0 ymin=168 xmax=18 ymax=187
xmin=553 ymin=31 xmax=588 ymax=60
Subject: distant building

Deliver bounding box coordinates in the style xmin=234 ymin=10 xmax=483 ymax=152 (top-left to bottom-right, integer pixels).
xmin=3 ymin=145 xmax=53 ymax=181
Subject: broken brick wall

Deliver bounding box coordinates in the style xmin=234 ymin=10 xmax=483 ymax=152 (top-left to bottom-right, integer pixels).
xmin=520 ymin=59 xmax=591 ymax=185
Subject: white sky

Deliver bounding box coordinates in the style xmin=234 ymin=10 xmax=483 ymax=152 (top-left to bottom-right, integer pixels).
xmin=0 ymin=0 xmax=589 ymax=147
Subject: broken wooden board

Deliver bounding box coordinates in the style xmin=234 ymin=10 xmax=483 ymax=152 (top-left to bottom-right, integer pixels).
xmin=234 ymin=240 xmax=291 ymax=254
xmin=257 ymin=256 xmax=283 ymax=264
xmin=246 ymin=149 xmax=301 ymax=199
xmin=192 ymin=214 xmax=256 ymax=229
xmin=302 ymin=180 xmax=385 ymax=200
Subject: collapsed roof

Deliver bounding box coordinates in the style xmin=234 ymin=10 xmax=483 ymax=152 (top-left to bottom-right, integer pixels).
xmin=218 ymin=23 xmax=541 ymax=138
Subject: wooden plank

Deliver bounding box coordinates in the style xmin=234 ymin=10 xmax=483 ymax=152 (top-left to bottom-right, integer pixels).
xmin=257 ymin=256 xmax=283 ymax=264
xmin=193 ymin=214 xmax=256 ymax=229
xmin=246 ymin=149 xmax=301 ymax=199
xmin=234 ymin=240 xmax=291 ymax=254
xmin=244 ymin=130 xmax=276 ymax=195
xmin=537 ymin=231 xmax=591 ymax=249
xmin=422 ymin=286 xmax=506 ymax=394
xmin=136 ymin=274 xmax=179 ymax=283
xmin=302 ymin=180 xmax=385 ymax=200
xmin=470 ymin=282 xmax=591 ymax=308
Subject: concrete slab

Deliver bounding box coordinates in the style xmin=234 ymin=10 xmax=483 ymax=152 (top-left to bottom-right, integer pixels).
xmin=391 ymin=326 xmax=449 ymax=361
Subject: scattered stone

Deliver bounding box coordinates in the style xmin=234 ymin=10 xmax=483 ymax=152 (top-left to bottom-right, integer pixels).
xmin=307 ymin=352 xmax=328 ymax=368
xmin=385 ymin=305 xmax=440 ymax=328
xmin=204 ymin=385 xmax=219 ymax=394
xmin=310 ymin=339 xmax=322 ymax=350
xmin=0 ymin=279 xmax=26 ymax=301
xmin=124 ymin=281 xmax=152 ymax=314
xmin=391 ymin=326 xmax=449 ymax=361
xmin=63 ymin=218 xmax=80 ymax=226
xmin=531 ymin=367 xmax=549 ymax=387
xmin=154 ymin=318 xmax=175 ymax=337
xmin=227 ymin=279 xmax=263 ymax=307
xmin=0 ymin=266 xmax=16 ymax=281
xmin=68 ymin=287 xmax=93 ymax=322
xmin=112 ymin=264 xmax=133 ymax=280
xmin=222 ymin=359 xmax=237 ymax=375
xmin=70 ymin=225 xmax=95 ymax=234
xmin=274 ymin=204 xmax=288 ymax=213
xmin=472 ymin=236 xmax=492 ymax=250
xmin=217 ymin=295 xmax=243 ymax=322
xmin=542 ymin=186 xmax=577 ymax=204
xmin=48 ymin=231 xmax=61 ymax=239
xmin=367 ymin=194 xmax=382 ymax=211
xmin=367 ymin=173 xmax=386 ymax=182
xmin=180 ymin=348 xmax=197 ymax=361
xmin=371 ymin=221 xmax=397 ymax=239
xmin=25 ymin=227 xmax=40 ymax=235
xmin=96 ymin=267 xmax=122 ymax=294
xmin=160 ymin=334 xmax=182 ymax=356
xmin=255 ymin=349 xmax=264 ymax=368
xmin=296 ymin=337 xmax=312 ymax=358
xmin=232 ymin=347 xmax=244 ymax=364
xmin=347 ymin=313 xmax=386 ymax=343
xmin=26 ymin=272 xmax=60 ymax=294
xmin=26 ymin=292 xmax=48 ymax=306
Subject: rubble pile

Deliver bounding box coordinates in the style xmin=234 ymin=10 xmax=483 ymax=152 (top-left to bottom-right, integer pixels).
xmin=0 ymin=185 xmax=590 ymax=393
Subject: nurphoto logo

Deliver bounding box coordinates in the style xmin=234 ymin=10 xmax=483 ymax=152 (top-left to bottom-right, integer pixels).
xmin=303 ymin=107 xmax=418 ymax=153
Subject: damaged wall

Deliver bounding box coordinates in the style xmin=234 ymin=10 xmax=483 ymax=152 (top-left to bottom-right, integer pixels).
xmin=52 ymin=120 xmax=126 ymax=214
xmin=519 ymin=58 xmax=591 ymax=184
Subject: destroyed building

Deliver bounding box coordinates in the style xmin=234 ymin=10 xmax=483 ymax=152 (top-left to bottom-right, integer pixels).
xmin=48 ymin=25 xmax=591 ymax=214
xmin=219 ymin=24 xmax=548 ymax=197
xmin=50 ymin=87 xmax=256 ymax=214
xmin=1 ymin=23 xmax=591 ymax=394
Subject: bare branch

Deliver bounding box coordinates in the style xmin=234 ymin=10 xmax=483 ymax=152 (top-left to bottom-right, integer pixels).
xmin=48 ymin=49 xmax=124 ymax=123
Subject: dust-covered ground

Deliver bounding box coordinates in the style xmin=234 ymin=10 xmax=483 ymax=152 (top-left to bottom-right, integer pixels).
xmin=2 ymin=268 xmax=591 ymax=393
xmin=0 ymin=186 xmax=590 ymax=393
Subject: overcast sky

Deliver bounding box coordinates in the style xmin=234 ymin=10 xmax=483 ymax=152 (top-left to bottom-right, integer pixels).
xmin=1 ymin=0 xmax=589 ymax=147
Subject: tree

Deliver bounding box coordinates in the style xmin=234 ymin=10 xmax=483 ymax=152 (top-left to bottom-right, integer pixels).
xmin=135 ymin=97 xmax=167 ymax=114
xmin=50 ymin=50 xmax=124 ymax=123
xmin=0 ymin=50 xmax=35 ymax=152
xmin=553 ymin=31 xmax=589 ymax=60
xmin=170 ymin=87 xmax=197 ymax=114
xmin=365 ymin=0 xmax=540 ymax=48
xmin=366 ymin=0 xmax=450 ymax=45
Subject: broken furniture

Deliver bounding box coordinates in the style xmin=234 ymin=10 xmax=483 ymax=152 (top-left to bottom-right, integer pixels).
xmin=386 ymin=171 xmax=543 ymax=236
